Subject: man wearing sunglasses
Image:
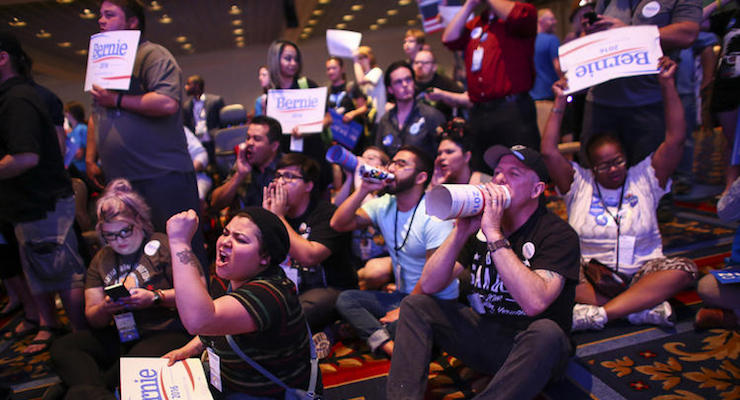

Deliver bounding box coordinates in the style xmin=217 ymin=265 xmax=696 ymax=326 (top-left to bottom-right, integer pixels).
xmin=331 ymin=145 xmax=456 ymax=357
xmin=262 ymin=153 xmax=354 ymax=358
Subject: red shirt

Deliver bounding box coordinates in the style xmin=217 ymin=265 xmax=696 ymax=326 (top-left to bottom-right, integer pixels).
xmin=443 ymin=3 xmax=537 ymax=103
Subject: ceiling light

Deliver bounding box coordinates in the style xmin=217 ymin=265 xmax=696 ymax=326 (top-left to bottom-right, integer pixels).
xmin=335 ymin=23 xmax=346 ymax=29
xmin=228 ymin=5 xmax=242 ymax=15
xmin=235 ymin=36 xmax=245 ymax=42
xmin=36 ymin=29 xmax=52 ymax=39
xmin=75 ymin=49 xmax=87 ymax=55
xmin=8 ymin=17 xmax=27 ymax=27
xmin=387 ymin=9 xmax=398 ymax=16
xmin=175 ymin=36 xmax=187 ymax=43
xmin=312 ymin=9 xmax=324 ymax=16
xmin=149 ymin=1 xmax=162 ymax=11
xmin=231 ymin=19 xmax=242 ymax=26
xmin=342 ymin=15 xmax=354 ymax=21
xmin=159 ymin=14 xmax=172 ymax=24
xmin=407 ymin=19 xmax=417 ymax=25
xmin=236 ymin=42 xmax=245 ymax=48
xmin=57 ymin=41 xmax=72 ymax=48
xmin=79 ymin=8 xmax=96 ymax=19
xmin=399 ymin=0 xmax=412 ymax=5
xmin=307 ymin=19 xmax=317 ymax=25
xmin=318 ymin=0 xmax=330 ymax=4
xmin=303 ymin=27 xmax=313 ymax=33
xmin=56 ymin=0 xmax=74 ymax=4
xmin=369 ymin=24 xmax=379 ymax=31
xmin=377 ymin=18 xmax=387 ymax=24
xmin=181 ymin=43 xmax=192 ymax=50
xmin=351 ymin=4 xmax=363 ymax=11
xmin=233 ymin=28 xmax=243 ymax=35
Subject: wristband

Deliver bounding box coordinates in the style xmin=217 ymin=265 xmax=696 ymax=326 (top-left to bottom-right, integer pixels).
xmin=116 ymin=93 xmax=123 ymax=110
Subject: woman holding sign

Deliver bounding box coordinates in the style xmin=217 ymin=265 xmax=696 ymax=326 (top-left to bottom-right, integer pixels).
xmin=164 ymin=207 xmax=317 ymax=399
xmin=540 ymin=57 xmax=698 ymax=332
xmin=49 ymin=179 xmax=191 ymax=399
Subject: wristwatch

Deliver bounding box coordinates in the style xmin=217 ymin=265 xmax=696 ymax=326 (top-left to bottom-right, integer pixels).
xmin=487 ymin=239 xmax=511 ymax=254
xmin=151 ymin=290 xmax=162 ymax=306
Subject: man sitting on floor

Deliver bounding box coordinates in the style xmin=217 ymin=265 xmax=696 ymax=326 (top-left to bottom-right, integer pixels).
xmin=387 ymin=145 xmax=580 ymax=399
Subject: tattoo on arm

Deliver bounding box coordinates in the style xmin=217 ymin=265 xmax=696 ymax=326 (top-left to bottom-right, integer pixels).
xmin=175 ymin=250 xmax=204 ymax=275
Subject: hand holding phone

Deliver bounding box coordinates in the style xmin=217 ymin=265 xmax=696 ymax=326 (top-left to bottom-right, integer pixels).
xmin=104 ymin=283 xmax=131 ymax=301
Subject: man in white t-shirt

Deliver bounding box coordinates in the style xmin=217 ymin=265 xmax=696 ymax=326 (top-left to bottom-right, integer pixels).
xmin=331 ymin=145 xmax=456 ymax=357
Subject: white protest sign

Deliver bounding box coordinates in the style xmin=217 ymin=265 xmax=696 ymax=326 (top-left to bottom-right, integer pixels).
xmin=84 ymin=30 xmax=140 ymax=92
xmin=438 ymin=6 xmax=463 ymax=26
xmin=266 ymin=87 xmax=328 ymax=134
xmin=327 ymin=29 xmax=362 ymax=58
xmin=120 ymin=357 xmax=213 ymax=400
xmin=558 ymin=25 xmax=662 ymax=94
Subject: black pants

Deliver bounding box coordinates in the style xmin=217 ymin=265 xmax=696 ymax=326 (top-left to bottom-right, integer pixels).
xmin=50 ymin=326 xmax=192 ymax=399
xmin=466 ymin=94 xmax=540 ymax=175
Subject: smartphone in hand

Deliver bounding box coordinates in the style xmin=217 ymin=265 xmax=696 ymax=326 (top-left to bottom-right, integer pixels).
xmin=104 ymin=283 xmax=131 ymax=300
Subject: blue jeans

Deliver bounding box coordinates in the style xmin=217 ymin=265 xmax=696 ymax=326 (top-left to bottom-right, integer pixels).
xmin=335 ymin=290 xmax=406 ymax=352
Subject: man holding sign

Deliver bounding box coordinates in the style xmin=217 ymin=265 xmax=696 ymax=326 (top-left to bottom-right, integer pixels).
xmin=579 ymin=0 xmax=701 ymax=165
xmin=86 ymin=0 xmax=206 ymax=269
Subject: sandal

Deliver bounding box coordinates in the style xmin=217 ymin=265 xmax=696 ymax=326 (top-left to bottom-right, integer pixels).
xmin=3 ymin=317 xmax=39 ymax=340
xmin=23 ymin=326 xmax=58 ymax=356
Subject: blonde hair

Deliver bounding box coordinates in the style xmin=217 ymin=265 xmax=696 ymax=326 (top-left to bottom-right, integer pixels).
xmin=356 ymin=46 xmax=377 ymax=67
xmin=95 ymin=179 xmax=153 ymax=240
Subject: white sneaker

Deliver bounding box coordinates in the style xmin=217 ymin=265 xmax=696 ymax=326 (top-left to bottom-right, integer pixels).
xmin=627 ymin=301 xmax=675 ymax=327
xmin=572 ymin=304 xmax=607 ymax=331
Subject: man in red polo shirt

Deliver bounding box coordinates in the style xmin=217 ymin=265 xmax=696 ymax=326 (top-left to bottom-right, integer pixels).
xmin=443 ymin=0 xmax=539 ymax=174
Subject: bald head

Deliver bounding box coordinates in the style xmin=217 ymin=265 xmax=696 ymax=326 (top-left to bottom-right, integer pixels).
xmin=537 ymin=9 xmax=557 ymax=33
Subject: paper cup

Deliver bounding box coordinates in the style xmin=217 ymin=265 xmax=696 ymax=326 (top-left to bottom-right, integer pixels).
xmin=358 ymin=164 xmax=395 ymax=183
xmin=427 ymin=184 xmax=510 ymax=220
xmin=326 ymin=145 xmax=358 ymax=172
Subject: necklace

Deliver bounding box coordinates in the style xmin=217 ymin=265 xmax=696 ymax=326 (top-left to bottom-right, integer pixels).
xmin=594 ymin=180 xmax=626 ymax=273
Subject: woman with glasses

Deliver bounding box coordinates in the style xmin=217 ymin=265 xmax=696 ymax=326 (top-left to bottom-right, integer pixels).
xmin=49 ymin=179 xmax=191 ymax=399
xmin=540 ymin=57 xmax=698 ymax=332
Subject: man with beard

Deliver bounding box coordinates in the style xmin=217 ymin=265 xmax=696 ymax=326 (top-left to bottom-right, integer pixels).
xmin=331 ymin=145 xmax=456 ymax=357
xmin=210 ymin=115 xmax=282 ymax=211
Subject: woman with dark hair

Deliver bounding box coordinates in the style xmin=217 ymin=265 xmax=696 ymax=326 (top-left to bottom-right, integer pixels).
xmin=429 ymin=123 xmax=489 ymax=187
xmin=50 ymin=179 xmax=191 ymax=399
xmin=165 ymin=207 xmax=317 ymax=399
xmin=540 ymin=57 xmax=698 ymax=332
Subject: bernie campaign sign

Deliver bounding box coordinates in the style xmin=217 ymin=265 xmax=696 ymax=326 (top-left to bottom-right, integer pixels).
xmin=120 ymin=357 xmax=213 ymax=400
xmin=267 ymin=87 xmax=327 ymax=134
xmin=558 ymin=25 xmax=663 ymax=95
xmin=84 ymin=30 xmax=140 ymax=92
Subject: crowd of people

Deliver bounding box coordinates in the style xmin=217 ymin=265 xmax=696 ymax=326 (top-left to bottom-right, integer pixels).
xmin=1 ymin=0 xmax=738 ymax=398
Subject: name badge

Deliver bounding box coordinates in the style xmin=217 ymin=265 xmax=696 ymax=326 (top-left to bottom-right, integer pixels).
xmin=207 ymin=347 xmax=222 ymax=392
xmin=617 ymin=235 xmax=636 ymax=266
xmin=472 ymin=47 xmax=484 ymax=72
xmin=113 ymin=312 xmax=140 ymax=343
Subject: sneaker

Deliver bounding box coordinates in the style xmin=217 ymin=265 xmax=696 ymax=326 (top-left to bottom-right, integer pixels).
xmin=627 ymin=301 xmax=675 ymax=327
xmin=572 ymin=304 xmax=607 ymax=331
xmin=312 ymin=331 xmax=332 ymax=360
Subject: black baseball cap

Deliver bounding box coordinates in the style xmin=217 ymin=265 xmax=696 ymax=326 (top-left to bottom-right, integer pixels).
xmin=0 ymin=31 xmax=26 ymax=59
xmin=484 ymin=145 xmax=550 ymax=183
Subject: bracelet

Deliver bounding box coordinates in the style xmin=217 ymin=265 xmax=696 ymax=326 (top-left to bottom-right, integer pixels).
xmin=116 ymin=93 xmax=123 ymax=109
xmin=552 ymin=107 xmax=565 ymax=114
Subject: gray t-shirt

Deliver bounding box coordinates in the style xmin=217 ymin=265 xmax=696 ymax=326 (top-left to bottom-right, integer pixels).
xmin=588 ymin=0 xmax=701 ymax=107
xmin=93 ymin=41 xmax=193 ymax=180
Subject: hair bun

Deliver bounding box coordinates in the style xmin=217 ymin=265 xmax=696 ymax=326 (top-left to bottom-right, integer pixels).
xmin=106 ymin=178 xmax=133 ymax=195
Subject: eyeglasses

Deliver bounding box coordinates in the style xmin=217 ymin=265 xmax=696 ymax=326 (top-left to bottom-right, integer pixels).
xmin=388 ymin=159 xmax=415 ymax=170
xmin=274 ymin=172 xmax=305 ymax=182
xmin=593 ymin=157 xmax=626 ymax=173
xmin=102 ymin=224 xmax=135 ymax=241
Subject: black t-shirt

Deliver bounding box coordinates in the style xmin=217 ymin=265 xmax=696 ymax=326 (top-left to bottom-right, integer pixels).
xmin=0 ymin=77 xmax=72 ymax=223
xmin=328 ymin=82 xmax=355 ymax=113
xmin=415 ymin=72 xmax=465 ymax=122
xmin=457 ymin=205 xmax=580 ymax=334
xmin=285 ymin=200 xmax=357 ymax=290
xmin=710 ymin=8 xmax=740 ymax=112
xmin=31 ymin=81 xmax=64 ymax=126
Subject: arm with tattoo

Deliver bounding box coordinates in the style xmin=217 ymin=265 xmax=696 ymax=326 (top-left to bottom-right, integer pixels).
xmin=170 ymin=241 xmax=213 ymax=334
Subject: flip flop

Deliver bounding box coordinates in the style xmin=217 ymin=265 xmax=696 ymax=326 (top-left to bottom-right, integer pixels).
xmin=3 ymin=317 xmax=39 ymax=340
xmin=23 ymin=326 xmax=58 ymax=356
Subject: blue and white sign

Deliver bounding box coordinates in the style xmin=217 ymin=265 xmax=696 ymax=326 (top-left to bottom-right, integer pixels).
xmin=329 ymin=109 xmax=363 ymax=149
xmin=84 ymin=30 xmax=140 ymax=92
xmin=267 ymin=87 xmax=328 ymax=134
xmin=558 ymin=25 xmax=663 ymax=95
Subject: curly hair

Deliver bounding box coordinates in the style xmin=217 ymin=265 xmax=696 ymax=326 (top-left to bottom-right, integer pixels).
xmin=95 ymin=179 xmax=153 ymax=241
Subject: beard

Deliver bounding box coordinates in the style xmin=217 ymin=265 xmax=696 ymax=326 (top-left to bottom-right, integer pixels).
xmin=386 ymin=173 xmax=416 ymax=195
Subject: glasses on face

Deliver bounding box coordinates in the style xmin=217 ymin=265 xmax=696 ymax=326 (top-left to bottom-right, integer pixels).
xmin=274 ymin=172 xmax=305 ymax=182
xmin=102 ymin=224 xmax=135 ymax=241
xmin=388 ymin=159 xmax=415 ymax=170
xmin=593 ymin=157 xmax=626 ymax=173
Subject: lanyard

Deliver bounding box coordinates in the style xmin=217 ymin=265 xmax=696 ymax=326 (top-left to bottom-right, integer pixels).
xmin=594 ymin=181 xmax=626 ymax=273
xmin=394 ymin=194 xmax=423 ymax=253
